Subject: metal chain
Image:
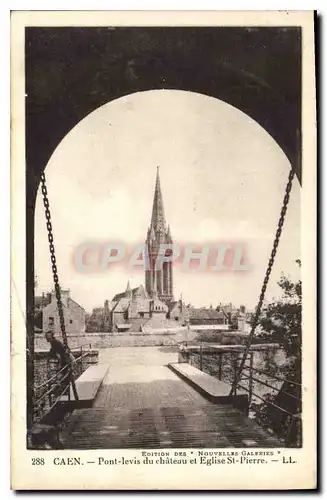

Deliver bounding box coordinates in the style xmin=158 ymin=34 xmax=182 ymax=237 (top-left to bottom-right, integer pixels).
xmin=230 ymin=168 xmax=296 ymax=396
xmin=40 ymin=172 xmax=78 ymax=401
xmin=40 ymin=173 xmax=68 ymax=347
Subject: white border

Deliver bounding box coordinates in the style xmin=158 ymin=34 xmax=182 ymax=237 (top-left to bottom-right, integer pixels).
xmin=9 ymin=9 xmax=317 ymax=493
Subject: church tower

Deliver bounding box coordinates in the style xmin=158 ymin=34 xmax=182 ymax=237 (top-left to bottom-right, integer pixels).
xmin=145 ymin=167 xmax=174 ymax=304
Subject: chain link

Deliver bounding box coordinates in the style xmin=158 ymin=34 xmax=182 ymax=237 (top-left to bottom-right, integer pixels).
xmin=39 ymin=172 xmax=79 ymax=402
xmin=230 ymin=168 xmax=296 ymax=395
xmin=40 ymin=172 xmax=68 ymax=347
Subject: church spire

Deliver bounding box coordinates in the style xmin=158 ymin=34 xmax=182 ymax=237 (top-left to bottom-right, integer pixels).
xmin=125 ymin=280 xmax=132 ymax=298
xmin=150 ymin=166 xmax=166 ymax=232
xmin=145 ymin=168 xmax=174 ymax=303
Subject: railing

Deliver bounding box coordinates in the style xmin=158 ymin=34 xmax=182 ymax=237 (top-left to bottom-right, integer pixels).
xmin=180 ymin=343 xmax=302 ymax=446
xmin=33 ymin=343 xmax=92 ymax=424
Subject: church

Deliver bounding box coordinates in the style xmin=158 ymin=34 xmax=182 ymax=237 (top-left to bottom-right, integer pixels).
xmin=145 ymin=166 xmax=174 ymax=303
xmin=85 ymin=168 xmax=243 ymax=334
xmin=98 ymin=167 xmax=186 ymax=333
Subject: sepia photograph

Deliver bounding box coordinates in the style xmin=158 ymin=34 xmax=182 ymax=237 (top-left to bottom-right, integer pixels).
xmin=11 ymin=11 xmax=316 ymax=490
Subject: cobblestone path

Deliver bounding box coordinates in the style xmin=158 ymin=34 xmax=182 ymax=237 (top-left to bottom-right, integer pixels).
xmin=61 ymin=347 xmax=281 ymax=448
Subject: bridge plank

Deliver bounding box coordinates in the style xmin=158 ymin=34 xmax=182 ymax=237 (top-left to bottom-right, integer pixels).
xmin=60 ymin=364 xmax=109 ymax=404
xmin=169 ymin=362 xmax=232 ymax=396
xmin=60 ymin=362 xmax=281 ymax=449
xmin=168 ymin=362 xmax=248 ymax=412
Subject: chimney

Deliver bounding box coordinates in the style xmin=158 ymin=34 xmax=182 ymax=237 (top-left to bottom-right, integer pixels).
xmin=52 ymin=289 xmax=70 ymax=307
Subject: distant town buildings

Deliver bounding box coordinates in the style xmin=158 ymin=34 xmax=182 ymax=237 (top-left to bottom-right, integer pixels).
xmin=84 ymin=170 xmax=250 ymax=334
xmin=188 ymin=306 xmax=229 ymax=326
xmin=86 ymin=282 xmax=170 ymax=333
xmin=168 ymin=299 xmax=189 ymax=323
xmin=216 ymin=303 xmax=247 ymax=331
xmin=85 ymin=293 xmax=249 ymax=334
xmin=112 ymin=282 xmax=168 ymax=332
xmin=35 ymin=170 xmax=251 ymax=337
xmin=187 ymin=303 xmax=248 ymax=332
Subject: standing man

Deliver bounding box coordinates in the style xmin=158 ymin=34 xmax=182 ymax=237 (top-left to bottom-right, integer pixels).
xmin=45 ymin=325 xmax=76 ymax=398
xmin=45 ymin=317 xmax=75 ymax=368
xmin=45 ymin=330 xmax=71 ymax=369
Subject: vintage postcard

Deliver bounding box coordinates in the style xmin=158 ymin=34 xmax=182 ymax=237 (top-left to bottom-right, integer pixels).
xmin=11 ymin=11 xmax=316 ymax=490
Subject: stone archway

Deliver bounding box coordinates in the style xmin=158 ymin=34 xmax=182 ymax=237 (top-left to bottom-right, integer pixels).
xmin=26 ymin=25 xmax=301 ymax=338
xmin=26 ymin=26 xmax=302 ymax=429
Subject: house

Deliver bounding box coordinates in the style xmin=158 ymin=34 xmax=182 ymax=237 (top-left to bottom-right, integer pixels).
xmin=216 ymin=303 xmax=248 ymax=331
xmin=42 ymin=289 xmax=85 ymax=335
xmin=168 ymin=299 xmax=189 ymax=324
xmin=110 ymin=282 xmax=168 ymax=332
xmin=188 ymin=307 xmax=229 ymax=326
xmin=86 ymin=282 xmax=170 ymax=333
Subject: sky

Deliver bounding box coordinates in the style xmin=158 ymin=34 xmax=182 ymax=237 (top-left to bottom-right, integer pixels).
xmin=34 ymin=90 xmax=301 ymax=313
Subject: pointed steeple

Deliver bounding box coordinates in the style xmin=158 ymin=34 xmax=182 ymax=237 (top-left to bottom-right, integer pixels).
xmin=125 ymin=280 xmax=132 ymax=298
xmin=145 ymin=167 xmax=174 ymax=303
xmin=150 ymin=166 xmax=166 ymax=232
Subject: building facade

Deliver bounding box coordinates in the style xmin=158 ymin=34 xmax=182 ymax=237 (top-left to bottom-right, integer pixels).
xmin=42 ymin=289 xmax=86 ymax=335
xmin=110 ymin=282 xmax=168 ymax=332
xmin=188 ymin=307 xmax=229 ymax=326
xmin=86 ymin=281 xmax=178 ymax=333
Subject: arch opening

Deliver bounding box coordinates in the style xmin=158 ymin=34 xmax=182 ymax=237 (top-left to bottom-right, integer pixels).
xmin=34 ymin=89 xmax=301 ymax=312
